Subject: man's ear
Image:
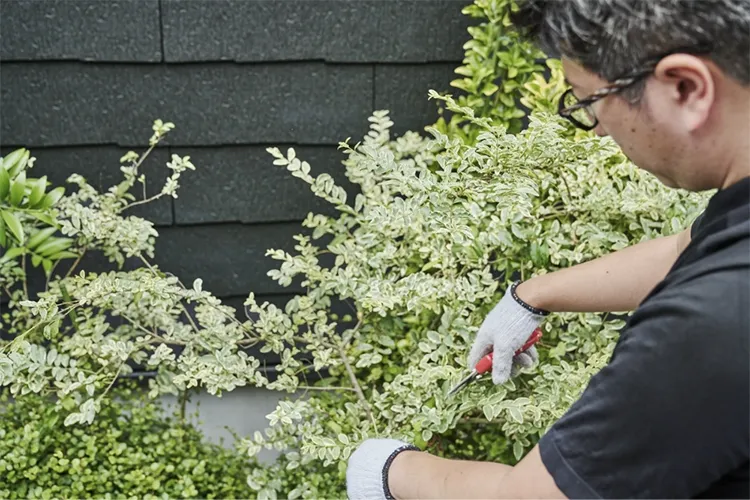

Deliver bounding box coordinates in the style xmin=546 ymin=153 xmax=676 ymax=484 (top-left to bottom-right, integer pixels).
xmin=652 ymin=54 xmax=715 ymax=132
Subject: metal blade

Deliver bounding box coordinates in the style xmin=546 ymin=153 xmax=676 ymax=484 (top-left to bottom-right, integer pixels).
xmin=447 ymin=371 xmax=477 ymax=396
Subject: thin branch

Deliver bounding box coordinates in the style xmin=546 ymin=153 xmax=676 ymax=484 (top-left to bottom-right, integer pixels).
xmin=21 ymin=254 xmax=28 ymax=300
xmin=559 ymin=172 xmax=573 ymax=206
xmin=124 ymin=193 xmax=164 ymax=211
xmin=337 ymin=341 xmax=378 ymax=433
xmin=2 ymin=303 xmax=80 ymax=352
xmin=98 ymin=359 xmax=126 ymax=401
xmin=137 ymin=255 xmax=201 ymax=334
xmin=340 ymin=318 xmax=363 ymax=347
xmin=133 ymin=143 xmax=157 ymax=175
xmin=64 ymin=248 xmax=87 ymax=279
xmin=298 ymin=385 xmax=357 ymax=393
xmin=119 ymin=312 xmax=183 ymax=345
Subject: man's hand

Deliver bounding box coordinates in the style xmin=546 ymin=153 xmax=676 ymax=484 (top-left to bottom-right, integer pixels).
xmin=468 ymin=281 xmax=548 ymax=385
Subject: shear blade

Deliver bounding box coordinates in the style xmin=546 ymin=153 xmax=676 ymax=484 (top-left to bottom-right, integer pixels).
xmin=448 ymin=372 xmax=476 ymax=396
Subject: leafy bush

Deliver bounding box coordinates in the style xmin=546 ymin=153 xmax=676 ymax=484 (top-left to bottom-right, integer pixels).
xmin=1 ymin=120 xmax=268 ymax=427
xmin=433 ymin=0 xmax=545 ymax=140
xmin=1 ymin=121 xmax=268 ymax=496
xmin=231 ymin=96 xmax=707 ymax=496
xmin=0 ymin=147 xmax=71 ymax=284
xmin=0 ymin=384 xmax=257 ymax=498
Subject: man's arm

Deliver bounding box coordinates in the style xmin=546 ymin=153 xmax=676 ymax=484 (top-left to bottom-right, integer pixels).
xmin=387 ymin=445 xmax=565 ymax=499
xmin=516 ymin=227 xmax=692 ymax=313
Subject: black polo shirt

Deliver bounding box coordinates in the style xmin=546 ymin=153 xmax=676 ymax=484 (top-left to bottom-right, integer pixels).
xmin=539 ymin=176 xmax=750 ymax=498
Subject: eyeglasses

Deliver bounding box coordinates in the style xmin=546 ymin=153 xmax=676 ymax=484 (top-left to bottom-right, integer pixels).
xmin=557 ymin=70 xmax=651 ymax=130
xmin=558 ymin=45 xmax=713 ymax=131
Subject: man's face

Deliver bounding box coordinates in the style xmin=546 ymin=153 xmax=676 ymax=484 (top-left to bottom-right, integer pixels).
xmin=560 ymin=57 xmax=719 ymax=191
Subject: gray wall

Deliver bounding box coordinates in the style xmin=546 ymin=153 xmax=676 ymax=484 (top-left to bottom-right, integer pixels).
xmin=0 ymin=0 xmax=472 ymax=445
xmin=1 ymin=0 xmax=472 ymax=315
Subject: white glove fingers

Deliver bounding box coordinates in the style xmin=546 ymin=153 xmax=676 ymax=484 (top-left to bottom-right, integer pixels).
xmin=467 ymin=341 xmax=491 ymax=369
xmin=491 ymin=344 xmax=513 ymax=385
xmin=514 ymin=351 xmax=534 ymax=368
xmin=526 ymin=344 xmax=539 ymax=363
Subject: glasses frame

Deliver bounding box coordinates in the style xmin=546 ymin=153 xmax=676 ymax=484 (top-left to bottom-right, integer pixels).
xmin=558 ymin=45 xmax=713 ymax=131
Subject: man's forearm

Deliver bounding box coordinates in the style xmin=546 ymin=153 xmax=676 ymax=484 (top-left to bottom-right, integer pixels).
xmin=517 ymin=228 xmax=691 ymax=313
xmin=387 ymin=450 xmax=512 ymax=499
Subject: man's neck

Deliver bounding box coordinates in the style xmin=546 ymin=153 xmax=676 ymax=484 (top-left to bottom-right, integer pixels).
xmin=718 ymin=94 xmax=750 ymax=190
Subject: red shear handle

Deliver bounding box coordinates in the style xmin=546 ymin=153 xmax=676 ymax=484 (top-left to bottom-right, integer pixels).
xmin=473 ymin=327 xmax=543 ymax=375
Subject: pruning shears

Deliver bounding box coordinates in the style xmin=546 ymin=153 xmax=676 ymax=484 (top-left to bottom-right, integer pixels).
xmin=447 ymin=327 xmax=543 ymax=397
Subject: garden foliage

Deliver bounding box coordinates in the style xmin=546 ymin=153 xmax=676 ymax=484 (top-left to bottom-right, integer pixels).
xmin=0 ymin=0 xmax=709 ymax=497
xmin=0 ymin=384 xmax=257 ymax=498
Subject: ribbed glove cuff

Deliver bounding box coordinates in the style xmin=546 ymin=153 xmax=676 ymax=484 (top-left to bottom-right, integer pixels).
xmin=509 ymin=280 xmax=550 ymax=316
xmin=346 ymin=438 xmax=420 ymax=500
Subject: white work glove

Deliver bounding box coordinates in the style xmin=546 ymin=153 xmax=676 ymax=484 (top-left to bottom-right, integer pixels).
xmin=467 ymin=281 xmax=549 ymax=385
xmin=346 ymin=438 xmax=420 ymax=500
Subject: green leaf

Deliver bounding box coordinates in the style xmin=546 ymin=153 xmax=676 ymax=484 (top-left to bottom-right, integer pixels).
xmin=40 ymin=186 xmax=65 ymax=209
xmin=34 ymin=237 xmax=74 ymax=257
xmin=0 ymin=210 xmax=24 ymax=245
xmin=28 ymin=176 xmax=47 ymax=208
xmin=0 ymin=166 xmax=9 ymax=200
xmin=31 ymin=253 xmax=42 ymax=267
xmin=500 ymin=93 xmax=516 ymax=108
xmin=2 ymin=148 xmax=26 ymax=178
xmin=508 ymin=406 xmax=524 ymax=424
xmin=9 ymin=173 xmax=26 ymax=207
xmin=450 ymin=79 xmax=472 ymax=93
xmin=49 ymin=250 xmax=78 ymax=261
xmin=29 ymin=211 xmax=57 ymax=226
xmin=481 ymin=82 xmax=499 ymax=96
xmin=27 ymin=226 xmax=58 ymax=250
xmin=513 ymin=441 xmax=524 ymax=461
xmin=42 ymin=258 xmax=53 ymax=275
xmin=0 ymin=216 xmax=5 ymax=247
xmin=482 ymin=404 xmax=495 ymax=421
xmin=0 ymin=246 xmax=24 ymax=262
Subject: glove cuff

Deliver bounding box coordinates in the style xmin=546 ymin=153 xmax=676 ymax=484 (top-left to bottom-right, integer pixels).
xmin=346 ymin=438 xmax=420 ymax=499
xmin=510 ymin=280 xmax=550 ymax=317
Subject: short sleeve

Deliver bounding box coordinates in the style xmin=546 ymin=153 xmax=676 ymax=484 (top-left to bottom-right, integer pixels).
xmin=537 ymin=271 xmax=749 ymax=499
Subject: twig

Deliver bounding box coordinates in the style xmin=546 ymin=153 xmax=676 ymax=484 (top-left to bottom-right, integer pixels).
xmin=133 ymin=143 xmax=157 ymax=174
xmin=179 ymin=388 xmax=190 ymax=423
xmin=64 ymin=248 xmax=87 ymax=279
xmin=59 ymin=283 xmax=79 ymax=333
xmin=124 ymin=193 xmax=164 ymax=211
xmin=119 ymin=312 xmax=183 ymax=345
xmin=2 ymin=303 xmax=79 ymax=352
xmin=137 ymin=255 xmax=201 ymax=334
xmin=98 ymin=358 xmax=126 ymax=401
xmin=21 ymin=255 xmax=28 ymax=300
xmin=337 ymin=341 xmax=378 ymax=433
xmin=298 ymin=385 xmax=357 ymax=393
xmin=559 ymin=172 xmax=573 ymax=205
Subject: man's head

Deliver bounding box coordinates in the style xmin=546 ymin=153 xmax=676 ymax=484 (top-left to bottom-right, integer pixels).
xmin=512 ymin=0 xmax=750 ymax=191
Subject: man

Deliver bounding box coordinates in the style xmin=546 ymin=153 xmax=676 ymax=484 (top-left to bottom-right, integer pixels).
xmin=345 ymin=0 xmax=750 ymax=498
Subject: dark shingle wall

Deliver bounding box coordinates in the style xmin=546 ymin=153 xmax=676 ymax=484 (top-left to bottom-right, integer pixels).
xmin=0 ymin=0 xmax=471 ymax=313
